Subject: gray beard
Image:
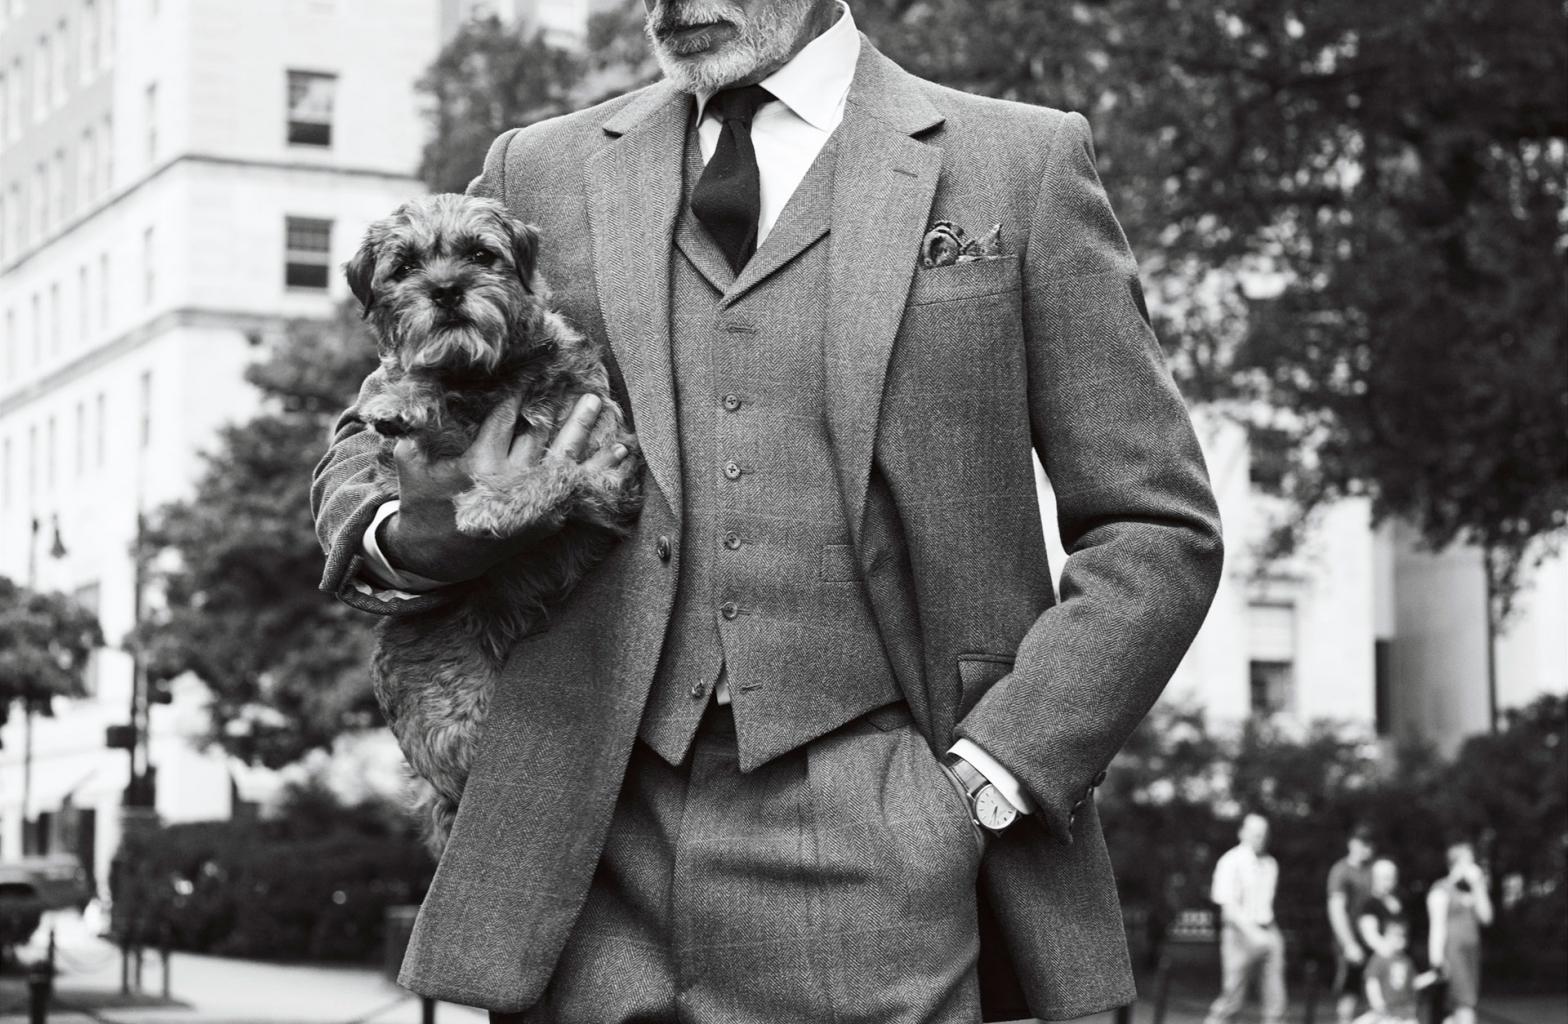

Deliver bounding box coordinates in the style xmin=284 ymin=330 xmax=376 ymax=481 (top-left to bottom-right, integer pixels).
xmin=645 ymin=0 xmax=817 ymax=94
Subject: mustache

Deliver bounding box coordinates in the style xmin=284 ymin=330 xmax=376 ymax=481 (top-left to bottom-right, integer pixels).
xmin=647 ymin=0 xmax=738 ymax=35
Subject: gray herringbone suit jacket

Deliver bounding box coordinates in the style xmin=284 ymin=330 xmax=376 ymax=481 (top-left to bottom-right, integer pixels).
xmin=310 ymin=40 xmax=1223 ymax=1020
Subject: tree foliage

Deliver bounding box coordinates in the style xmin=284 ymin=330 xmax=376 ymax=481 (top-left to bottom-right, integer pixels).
xmin=131 ymin=303 xmax=382 ymax=768
xmin=0 ymin=576 xmax=104 ymax=731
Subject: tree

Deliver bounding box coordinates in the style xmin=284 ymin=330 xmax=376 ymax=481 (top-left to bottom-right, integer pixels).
xmin=415 ymin=14 xmax=588 ymax=194
xmin=130 ymin=302 xmax=382 ymax=768
xmin=0 ymin=576 xmax=103 ymax=731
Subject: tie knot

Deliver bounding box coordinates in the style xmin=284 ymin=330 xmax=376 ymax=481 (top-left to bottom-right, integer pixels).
xmin=708 ymin=84 xmax=774 ymax=127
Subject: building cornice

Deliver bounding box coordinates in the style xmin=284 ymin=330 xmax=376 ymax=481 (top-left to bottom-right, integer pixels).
xmin=2 ymin=152 xmax=421 ymax=276
xmin=0 ymin=307 xmax=327 ymax=417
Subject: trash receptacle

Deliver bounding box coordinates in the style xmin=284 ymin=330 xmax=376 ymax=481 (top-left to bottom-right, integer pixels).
xmin=384 ymin=905 xmax=420 ymax=983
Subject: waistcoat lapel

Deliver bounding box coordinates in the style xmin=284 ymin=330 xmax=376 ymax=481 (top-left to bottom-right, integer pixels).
xmin=723 ymin=136 xmax=840 ymax=304
xmin=824 ymin=41 xmax=945 ymax=550
xmin=586 ymin=83 xmax=691 ymax=519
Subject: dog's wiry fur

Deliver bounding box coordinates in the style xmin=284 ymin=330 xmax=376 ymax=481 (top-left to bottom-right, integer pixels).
xmin=345 ymin=194 xmax=643 ymax=855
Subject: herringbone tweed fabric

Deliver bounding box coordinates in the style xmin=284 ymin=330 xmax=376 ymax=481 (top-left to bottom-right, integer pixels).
xmin=639 ymin=121 xmax=899 ymax=769
xmin=309 ymin=38 xmax=1224 ymax=1019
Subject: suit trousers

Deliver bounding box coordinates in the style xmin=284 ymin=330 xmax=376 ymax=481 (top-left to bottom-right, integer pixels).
xmin=493 ymin=701 xmax=986 ymax=1024
xmin=1205 ymin=924 xmax=1287 ymax=1024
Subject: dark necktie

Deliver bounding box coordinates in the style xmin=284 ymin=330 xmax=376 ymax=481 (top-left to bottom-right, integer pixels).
xmin=691 ymin=84 xmax=776 ymax=273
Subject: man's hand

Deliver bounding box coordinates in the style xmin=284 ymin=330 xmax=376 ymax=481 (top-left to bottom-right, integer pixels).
xmin=381 ymin=393 xmax=630 ymax=583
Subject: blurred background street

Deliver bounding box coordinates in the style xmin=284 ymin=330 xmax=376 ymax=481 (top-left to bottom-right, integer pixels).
xmin=0 ymin=0 xmax=1564 ymax=1021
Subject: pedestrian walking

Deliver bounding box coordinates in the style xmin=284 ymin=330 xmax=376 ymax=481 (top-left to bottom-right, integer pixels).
xmin=1328 ymin=824 xmax=1377 ymax=1023
xmin=1427 ymin=840 xmax=1493 ymax=1024
xmin=1204 ymin=814 xmax=1287 ymax=1024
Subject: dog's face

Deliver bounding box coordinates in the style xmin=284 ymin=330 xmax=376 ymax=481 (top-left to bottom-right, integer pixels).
xmin=345 ymin=195 xmax=543 ymax=374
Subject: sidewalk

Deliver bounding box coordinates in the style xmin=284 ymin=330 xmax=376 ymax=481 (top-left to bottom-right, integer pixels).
xmin=0 ymin=917 xmax=488 ymax=1024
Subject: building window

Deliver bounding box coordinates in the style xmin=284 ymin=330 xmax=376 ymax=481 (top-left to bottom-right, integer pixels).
xmin=286 ymin=70 xmax=335 ymax=146
xmin=138 ymin=370 xmax=152 ymax=449
xmin=46 ymin=415 xmax=56 ymax=491
xmin=144 ymin=81 xmax=157 ymax=164
xmin=53 ymin=19 xmax=68 ymax=103
xmin=284 ymin=216 xmax=332 ymax=289
xmin=2 ymin=308 xmax=13 ymax=381
xmin=1247 ymin=602 xmax=1296 ymax=716
xmin=0 ymin=71 xmax=8 ymax=146
xmin=99 ymin=252 xmax=109 ymax=326
xmin=142 ymin=226 xmax=155 ymax=303
xmin=33 ymin=162 xmax=46 ymax=237
xmin=30 ymin=291 xmax=40 ymax=364
xmin=8 ymin=57 xmax=23 ymax=141
xmin=77 ymin=263 xmax=89 ymax=342
xmin=80 ymin=127 xmax=96 ymax=200
xmin=82 ymin=0 xmax=98 ymax=78
xmin=74 ymin=400 xmax=85 ymax=475
xmin=1 ymin=437 xmax=9 ymax=509
xmin=94 ymin=391 xmax=106 ymax=467
xmin=53 ymin=147 xmax=67 ymax=222
xmin=101 ymin=114 xmax=112 ymax=191
xmin=48 ymin=281 xmax=59 ymax=354
xmin=34 ymin=36 xmax=48 ymax=118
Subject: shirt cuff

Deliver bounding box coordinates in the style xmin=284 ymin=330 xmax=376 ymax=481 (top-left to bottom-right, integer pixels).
xmin=948 ymin=737 xmax=1035 ymax=815
xmin=360 ymin=500 xmax=452 ymax=592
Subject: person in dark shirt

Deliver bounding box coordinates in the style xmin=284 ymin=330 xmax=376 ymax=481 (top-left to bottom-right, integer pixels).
xmin=1328 ymin=825 xmax=1377 ymax=1023
xmin=1356 ymin=858 xmax=1406 ymax=959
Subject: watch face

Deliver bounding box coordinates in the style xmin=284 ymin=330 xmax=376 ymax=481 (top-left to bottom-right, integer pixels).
xmin=974 ymin=786 xmax=1017 ymax=831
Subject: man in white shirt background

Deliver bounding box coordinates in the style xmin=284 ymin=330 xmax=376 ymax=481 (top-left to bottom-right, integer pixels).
xmin=1206 ymin=813 xmax=1288 ymax=1024
xmin=310 ymin=0 xmax=1225 ymax=1018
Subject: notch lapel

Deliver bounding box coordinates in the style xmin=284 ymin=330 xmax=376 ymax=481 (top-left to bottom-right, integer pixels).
xmin=586 ymin=83 xmax=691 ymax=518
xmin=825 ymin=42 xmax=945 ymax=550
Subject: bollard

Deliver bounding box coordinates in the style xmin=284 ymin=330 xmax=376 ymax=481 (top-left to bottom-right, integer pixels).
xmin=421 ymin=995 xmax=437 ymax=1024
xmin=26 ymin=957 xmax=53 ymax=1024
xmin=121 ymin=942 xmax=131 ymax=995
xmin=1302 ymin=960 xmax=1320 ymax=1024
xmin=161 ymin=922 xmax=173 ymax=1000
xmin=1152 ymin=955 xmax=1172 ymax=1024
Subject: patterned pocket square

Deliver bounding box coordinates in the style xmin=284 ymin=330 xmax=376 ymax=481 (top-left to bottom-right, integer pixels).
xmin=920 ymin=220 xmax=1006 ymax=268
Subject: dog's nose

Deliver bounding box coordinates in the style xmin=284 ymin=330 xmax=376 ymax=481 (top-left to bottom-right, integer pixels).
xmin=429 ymin=282 xmax=464 ymax=309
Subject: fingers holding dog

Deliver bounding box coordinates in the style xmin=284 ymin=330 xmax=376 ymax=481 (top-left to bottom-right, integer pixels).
xmin=549 ymin=393 xmax=603 ymax=463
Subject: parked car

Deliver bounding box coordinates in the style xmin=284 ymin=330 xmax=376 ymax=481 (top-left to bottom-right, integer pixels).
xmin=0 ymin=855 xmax=91 ymax=948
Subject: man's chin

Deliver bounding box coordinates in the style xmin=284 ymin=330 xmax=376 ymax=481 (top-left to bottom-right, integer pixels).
xmin=655 ymin=44 xmax=758 ymax=94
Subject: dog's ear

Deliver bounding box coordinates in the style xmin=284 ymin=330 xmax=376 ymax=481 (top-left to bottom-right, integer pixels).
xmin=501 ymin=216 xmax=540 ymax=293
xmin=344 ymin=224 xmax=384 ymax=319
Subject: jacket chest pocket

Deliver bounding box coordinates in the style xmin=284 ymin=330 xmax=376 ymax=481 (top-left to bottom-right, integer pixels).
xmin=907 ymin=255 xmax=1021 ymax=307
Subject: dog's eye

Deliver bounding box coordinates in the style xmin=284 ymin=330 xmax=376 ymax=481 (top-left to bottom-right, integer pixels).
xmin=469 ymin=249 xmax=496 ymax=265
xmin=388 ymin=260 xmax=415 ymax=280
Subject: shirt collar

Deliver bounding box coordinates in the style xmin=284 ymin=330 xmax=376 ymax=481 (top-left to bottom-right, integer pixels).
xmin=695 ymin=1 xmax=859 ymax=132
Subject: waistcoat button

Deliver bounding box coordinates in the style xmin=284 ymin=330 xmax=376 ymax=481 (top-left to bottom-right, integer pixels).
xmin=722 ymin=393 xmax=742 ymax=412
xmin=689 ymin=681 xmax=707 ymax=699
xmin=723 ymin=461 xmax=742 ymax=480
xmin=655 ymin=536 xmax=672 ymax=561
xmin=720 ymin=601 xmax=739 ymax=619
xmin=723 ymin=532 xmax=742 ymax=550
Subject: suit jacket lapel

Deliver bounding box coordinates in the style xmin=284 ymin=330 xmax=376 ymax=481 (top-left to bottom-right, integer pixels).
xmin=586 ymin=83 xmax=691 ymax=519
xmin=825 ymin=41 xmax=945 ymax=550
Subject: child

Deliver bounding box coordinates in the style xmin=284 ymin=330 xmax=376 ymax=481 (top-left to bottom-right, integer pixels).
xmin=1355 ymin=920 xmax=1440 ymax=1024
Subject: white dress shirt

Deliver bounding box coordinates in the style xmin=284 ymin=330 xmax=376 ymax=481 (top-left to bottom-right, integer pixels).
xmin=354 ymin=0 xmax=1033 ymax=816
xmin=1212 ymin=845 xmax=1279 ymax=927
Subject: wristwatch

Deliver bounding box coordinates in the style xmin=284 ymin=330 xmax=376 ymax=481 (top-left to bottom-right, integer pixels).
xmin=944 ymin=754 xmax=1019 ymax=835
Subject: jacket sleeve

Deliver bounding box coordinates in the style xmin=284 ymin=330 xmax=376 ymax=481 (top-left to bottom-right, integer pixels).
xmin=310 ymin=127 xmax=524 ymax=616
xmin=953 ymin=112 xmax=1225 ymax=842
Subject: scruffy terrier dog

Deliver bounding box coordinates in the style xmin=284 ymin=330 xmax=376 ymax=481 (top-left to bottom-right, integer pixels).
xmin=345 ymin=194 xmax=642 ymax=853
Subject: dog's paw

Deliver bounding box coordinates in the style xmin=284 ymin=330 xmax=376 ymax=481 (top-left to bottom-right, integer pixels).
xmin=361 ymin=393 xmax=422 ymax=438
xmin=453 ymin=461 xmax=577 ymax=538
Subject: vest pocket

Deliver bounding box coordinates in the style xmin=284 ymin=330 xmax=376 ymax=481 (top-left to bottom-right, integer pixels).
xmin=956 ymin=654 xmax=1015 ymax=718
xmin=820 ymin=543 xmax=862 ymax=582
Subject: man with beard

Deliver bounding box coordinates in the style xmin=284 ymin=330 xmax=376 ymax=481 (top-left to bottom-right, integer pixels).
xmin=310 ymin=1 xmax=1224 ymax=1020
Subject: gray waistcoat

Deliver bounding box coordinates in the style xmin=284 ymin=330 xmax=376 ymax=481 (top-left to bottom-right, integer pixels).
xmin=638 ymin=121 xmax=900 ymax=771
